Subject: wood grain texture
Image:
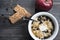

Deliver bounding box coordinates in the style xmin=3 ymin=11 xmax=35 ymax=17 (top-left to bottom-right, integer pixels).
xmin=0 ymin=0 xmax=59 ymax=40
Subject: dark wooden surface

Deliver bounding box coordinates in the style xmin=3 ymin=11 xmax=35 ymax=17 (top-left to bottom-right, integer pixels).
xmin=49 ymin=1 xmax=60 ymax=40
xmin=0 ymin=0 xmax=59 ymax=40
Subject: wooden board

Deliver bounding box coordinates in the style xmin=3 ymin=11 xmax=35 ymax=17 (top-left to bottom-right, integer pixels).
xmin=0 ymin=0 xmax=59 ymax=40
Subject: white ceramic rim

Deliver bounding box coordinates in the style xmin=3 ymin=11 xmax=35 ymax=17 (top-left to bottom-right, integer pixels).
xmin=28 ymin=12 xmax=59 ymax=40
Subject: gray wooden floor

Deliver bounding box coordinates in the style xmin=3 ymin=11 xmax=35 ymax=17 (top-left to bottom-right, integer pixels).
xmin=0 ymin=0 xmax=59 ymax=40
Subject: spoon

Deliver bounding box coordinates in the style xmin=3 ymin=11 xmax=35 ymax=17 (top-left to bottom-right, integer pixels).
xmin=22 ymin=17 xmax=38 ymax=22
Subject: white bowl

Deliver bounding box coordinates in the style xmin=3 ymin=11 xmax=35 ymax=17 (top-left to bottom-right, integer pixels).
xmin=28 ymin=12 xmax=59 ymax=40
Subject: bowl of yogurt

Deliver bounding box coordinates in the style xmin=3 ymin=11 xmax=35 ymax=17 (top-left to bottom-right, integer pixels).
xmin=28 ymin=12 xmax=59 ymax=40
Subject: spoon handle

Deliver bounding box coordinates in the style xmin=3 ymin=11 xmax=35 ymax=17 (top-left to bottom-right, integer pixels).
xmin=23 ymin=17 xmax=37 ymax=22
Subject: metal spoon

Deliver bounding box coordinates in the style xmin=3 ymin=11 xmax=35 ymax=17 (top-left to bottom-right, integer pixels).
xmin=22 ymin=17 xmax=38 ymax=22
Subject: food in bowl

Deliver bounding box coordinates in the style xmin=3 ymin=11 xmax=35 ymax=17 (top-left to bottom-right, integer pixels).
xmin=31 ymin=15 xmax=54 ymax=39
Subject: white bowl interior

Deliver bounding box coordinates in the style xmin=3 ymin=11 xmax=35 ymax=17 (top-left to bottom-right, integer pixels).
xmin=28 ymin=12 xmax=59 ymax=40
